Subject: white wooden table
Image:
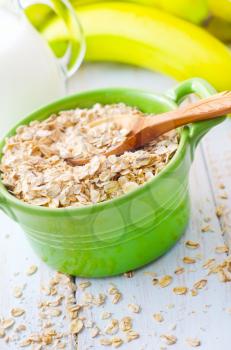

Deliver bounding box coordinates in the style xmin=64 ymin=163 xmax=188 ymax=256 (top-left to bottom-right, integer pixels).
xmin=0 ymin=63 xmax=231 ymax=350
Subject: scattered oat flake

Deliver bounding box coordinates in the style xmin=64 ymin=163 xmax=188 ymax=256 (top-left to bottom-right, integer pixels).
xmin=15 ymin=324 xmax=27 ymax=332
xmin=152 ymin=277 xmax=159 ymax=285
xmin=218 ymin=269 xmax=231 ymax=282
xmin=227 ymin=261 xmax=231 ymax=273
xmin=108 ymin=284 xmax=119 ymax=295
xmin=13 ymin=286 xmax=23 ymax=298
xmin=161 ymin=334 xmax=177 ymax=345
xmin=100 ymin=338 xmax=112 ymax=346
xmin=173 ymin=286 xmax=188 ymax=295
xmin=215 ymin=245 xmax=229 ymax=254
xmin=0 ymin=328 xmax=5 ymax=338
xmin=126 ymin=330 xmax=140 ymax=342
xmin=101 ymin=311 xmax=112 ymax=320
xmin=79 ymin=281 xmax=91 ymax=290
xmin=193 ymin=279 xmax=207 ymax=290
xmin=159 ymin=275 xmax=173 ymax=288
xmin=186 ymin=338 xmax=201 ymax=347
xmin=202 ymin=258 xmax=216 ymax=269
xmin=153 ymin=313 xmax=164 ymax=322
xmin=220 ymin=192 xmax=228 ymax=199
xmin=11 ymin=308 xmax=25 ymax=317
xmin=124 ymin=270 xmax=134 ymax=278
xmin=83 ymin=292 xmax=93 ymax=304
xmin=191 ymin=289 xmax=198 ymax=297
xmin=120 ymin=317 xmax=132 ymax=332
xmin=70 ymin=319 xmax=84 ymax=334
xmin=19 ymin=338 xmax=32 ymax=347
xmin=185 ymin=240 xmax=200 ymax=249
xmin=91 ymin=326 xmax=100 ymax=338
xmin=94 ymin=293 xmax=107 ymax=306
xmin=174 ymin=266 xmax=185 ymax=275
xmin=26 ymin=265 xmax=38 ymax=275
xmin=2 ymin=318 xmax=15 ymax=329
xmin=112 ymin=337 xmax=123 ymax=348
xmin=216 ymin=206 xmax=224 ymax=217
xmin=105 ymin=319 xmax=119 ymax=335
xmin=112 ymin=293 xmax=122 ymax=304
xmin=49 ymin=308 xmax=62 ymax=317
xmin=183 ymin=257 xmax=196 ymax=264
xmin=201 ymin=224 xmax=212 ymax=232
xmin=128 ymin=303 xmax=140 ymax=313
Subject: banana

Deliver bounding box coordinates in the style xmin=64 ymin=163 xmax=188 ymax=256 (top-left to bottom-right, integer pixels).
xmin=26 ymin=2 xmax=231 ymax=91
xmin=71 ymin=0 xmax=209 ymax=24
xmin=208 ymin=0 xmax=231 ymax=23
xmin=205 ymin=17 xmax=231 ymax=43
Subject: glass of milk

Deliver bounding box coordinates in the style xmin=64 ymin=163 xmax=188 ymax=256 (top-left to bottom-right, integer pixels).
xmin=0 ymin=0 xmax=85 ymax=136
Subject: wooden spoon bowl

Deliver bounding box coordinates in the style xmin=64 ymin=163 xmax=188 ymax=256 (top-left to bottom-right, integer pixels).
xmin=68 ymin=91 xmax=231 ymax=166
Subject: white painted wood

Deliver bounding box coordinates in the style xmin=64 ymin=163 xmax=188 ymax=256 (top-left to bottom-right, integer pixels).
xmin=70 ymin=64 xmax=231 ymax=350
xmin=0 ymin=62 xmax=230 ymax=350
xmin=201 ymin=119 xmax=231 ymax=246
xmin=0 ymin=213 xmax=75 ymax=349
xmin=75 ymin=147 xmax=231 ymax=350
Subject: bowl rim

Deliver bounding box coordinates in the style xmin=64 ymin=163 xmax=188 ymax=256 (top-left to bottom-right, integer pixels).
xmin=0 ymin=87 xmax=189 ymax=215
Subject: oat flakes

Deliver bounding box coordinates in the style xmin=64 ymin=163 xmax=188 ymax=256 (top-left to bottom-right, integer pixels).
xmin=153 ymin=313 xmax=164 ymax=322
xmin=0 ymin=104 xmax=178 ymax=208
xmin=186 ymin=338 xmax=201 ymax=347
xmin=183 ymin=257 xmax=196 ymax=264
xmin=193 ymin=279 xmax=207 ymax=290
xmin=173 ymin=286 xmax=188 ymax=295
xmin=160 ymin=334 xmax=177 ymax=345
xmin=185 ymin=240 xmax=200 ymax=249
xmin=126 ymin=330 xmax=140 ymax=342
xmin=159 ymin=275 xmax=173 ymax=288
xmin=128 ymin=303 xmax=140 ymax=313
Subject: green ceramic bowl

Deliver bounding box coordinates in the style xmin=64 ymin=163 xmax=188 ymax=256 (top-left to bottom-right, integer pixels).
xmin=0 ymin=78 xmax=225 ymax=277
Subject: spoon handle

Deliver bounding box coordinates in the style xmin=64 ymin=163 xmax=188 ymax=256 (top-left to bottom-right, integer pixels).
xmin=137 ymin=91 xmax=231 ymax=143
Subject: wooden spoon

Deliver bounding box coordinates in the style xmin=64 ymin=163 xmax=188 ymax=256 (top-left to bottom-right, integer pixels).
xmin=67 ymin=91 xmax=231 ymax=166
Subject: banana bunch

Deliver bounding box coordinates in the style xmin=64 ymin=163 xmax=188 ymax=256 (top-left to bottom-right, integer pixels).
xmin=72 ymin=0 xmax=231 ymax=43
xmin=26 ymin=2 xmax=231 ymax=91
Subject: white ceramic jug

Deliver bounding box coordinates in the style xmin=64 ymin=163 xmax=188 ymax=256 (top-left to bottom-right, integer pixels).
xmin=0 ymin=0 xmax=85 ymax=136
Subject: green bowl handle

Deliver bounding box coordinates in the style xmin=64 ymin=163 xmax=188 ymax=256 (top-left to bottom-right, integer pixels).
xmin=166 ymin=78 xmax=225 ymax=155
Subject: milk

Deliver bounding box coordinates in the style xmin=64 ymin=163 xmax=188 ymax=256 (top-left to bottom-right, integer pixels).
xmin=0 ymin=7 xmax=66 ymax=136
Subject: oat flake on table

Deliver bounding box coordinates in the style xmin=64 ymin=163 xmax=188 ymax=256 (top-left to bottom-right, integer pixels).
xmin=0 ymin=103 xmax=179 ymax=208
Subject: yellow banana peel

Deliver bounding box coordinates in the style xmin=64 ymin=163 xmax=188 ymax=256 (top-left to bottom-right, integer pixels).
xmin=208 ymin=0 xmax=231 ymax=23
xmin=205 ymin=17 xmax=231 ymax=43
xmin=71 ymin=0 xmax=209 ymax=24
xmin=26 ymin=2 xmax=231 ymax=91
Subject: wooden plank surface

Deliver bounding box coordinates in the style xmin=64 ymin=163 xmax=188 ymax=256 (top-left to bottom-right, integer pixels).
xmin=0 ymin=214 xmax=76 ymax=349
xmin=0 ymin=63 xmax=230 ymax=350
xmin=75 ymin=134 xmax=231 ymax=350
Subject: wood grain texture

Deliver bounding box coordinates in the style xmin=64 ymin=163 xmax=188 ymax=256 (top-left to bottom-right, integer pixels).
xmin=0 ymin=214 xmax=75 ymax=349
xmin=0 ymin=63 xmax=230 ymax=350
xmin=75 ymin=145 xmax=231 ymax=350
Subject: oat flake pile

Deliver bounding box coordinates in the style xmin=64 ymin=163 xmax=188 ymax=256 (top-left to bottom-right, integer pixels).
xmin=0 ymin=103 xmax=179 ymax=208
